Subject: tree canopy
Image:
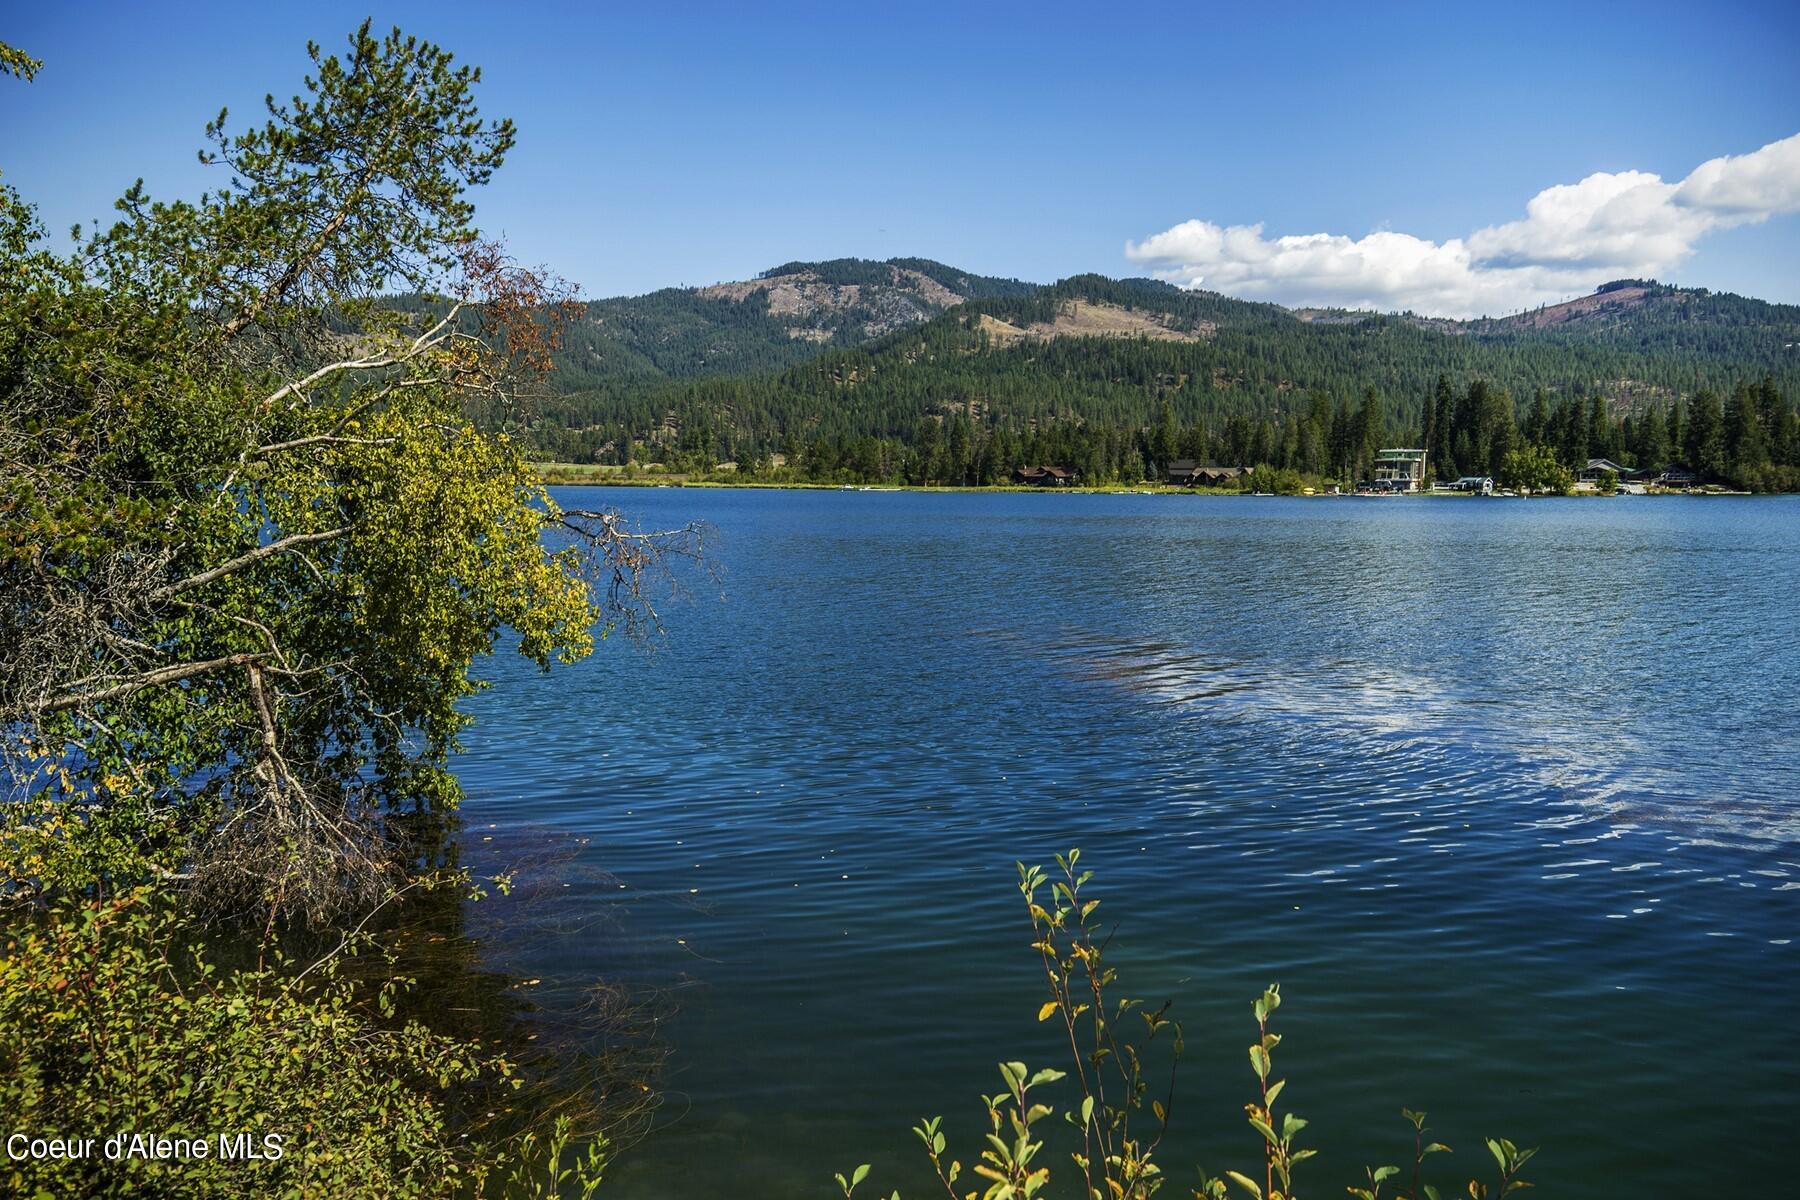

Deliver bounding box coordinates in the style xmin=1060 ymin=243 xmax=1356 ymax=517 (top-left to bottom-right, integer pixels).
xmin=1 ymin=22 xmax=698 ymax=921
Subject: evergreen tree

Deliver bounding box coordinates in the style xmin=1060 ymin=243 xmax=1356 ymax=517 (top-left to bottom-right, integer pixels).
xmin=947 ymin=413 xmax=973 ymax=486
xmin=913 ymin=415 xmax=943 ymax=485
xmin=1484 ymin=385 xmax=1517 ymax=477
xmin=1757 ymin=378 xmax=1797 ymax=465
xmin=1354 ymin=387 xmax=1385 ymax=480
xmin=1634 ymin=404 xmax=1670 ymax=470
xmin=1588 ymin=395 xmax=1612 ymax=461
xmin=1328 ymin=397 xmax=1351 ymax=478
xmin=1430 ymin=374 xmax=1458 ymax=479
xmin=1524 ymin=389 xmax=1552 ymax=446
xmin=1685 ymin=389 xmax=1726 ymax=478
xmin=1554 ymin=396 xmax=1588 ymax=467
xmin=1150 ymin=400 xmax=1179 ymax=471
xmin=1724 ymin=383 xmax=1768 ymax=479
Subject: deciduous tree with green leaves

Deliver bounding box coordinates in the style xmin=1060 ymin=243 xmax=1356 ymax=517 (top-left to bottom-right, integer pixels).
xmin=0 ymin=27 xmax=696 ymax=1196
xmin=0 ymin=25 xmax=702 ymax=921
xmin=1497 ymin=443 xmax=1573 ymax=496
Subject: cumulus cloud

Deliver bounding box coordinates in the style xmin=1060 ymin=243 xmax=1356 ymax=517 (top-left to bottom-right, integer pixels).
xmin=1124 ymin=133 xmax=1800 ymax=318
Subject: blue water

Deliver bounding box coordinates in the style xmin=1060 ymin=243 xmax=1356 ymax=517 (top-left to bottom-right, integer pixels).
xmin=455 ymin=489 xmax=1800 ymax=1196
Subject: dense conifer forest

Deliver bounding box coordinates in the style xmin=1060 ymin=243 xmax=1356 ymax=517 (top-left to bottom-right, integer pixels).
xmin=509 ymin=266 xmax=1800 ymax=489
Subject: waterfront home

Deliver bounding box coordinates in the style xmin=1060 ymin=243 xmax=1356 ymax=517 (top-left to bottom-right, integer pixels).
xmin=1452 ymin=475 xmax=1495 ymax=495
xmin=1579 ymin=457 xmax=1630 ymax=482
xmin=1373 ymin=448 xmax=1428 ymax=491
xmin=1656 ymin=466 xmax=1700 ymax=488
xmin=1014 ymin=465 xmax=1077 ymax=486
xmin=1166 ymin=460 xmax=1251 ymax=486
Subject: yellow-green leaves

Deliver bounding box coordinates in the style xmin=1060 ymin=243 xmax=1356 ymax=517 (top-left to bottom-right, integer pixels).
xmin=861 ymin=860 xmax=1539 ymax=1200
xmin=0 ymin=40 xmax=41 ymax=82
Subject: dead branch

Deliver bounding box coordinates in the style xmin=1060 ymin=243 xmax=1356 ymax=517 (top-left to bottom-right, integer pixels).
xmin=552 ymin=508 xmax=715 ymax=640
xmin=152 ymin=527 xmax=348 ymax=602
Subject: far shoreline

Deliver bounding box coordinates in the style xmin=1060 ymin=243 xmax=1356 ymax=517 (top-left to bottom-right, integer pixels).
xmin=532 ymin=465 xmax=1758 ymax=498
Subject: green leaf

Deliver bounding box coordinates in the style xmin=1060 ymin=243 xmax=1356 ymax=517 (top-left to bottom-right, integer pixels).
xmin=1249 ymin=1044 xmax=1271 ymax=1078
xmin=1224 ymin=1170 xmax=1264 ymax=1199
xmin=852 ymin=1163 xmax=870 ymax=1186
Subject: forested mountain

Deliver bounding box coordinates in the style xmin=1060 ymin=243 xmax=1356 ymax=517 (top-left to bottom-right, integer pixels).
xmin=541 ymin=257 xmax=1035 ymax=388
xmin=520 ymin=264 xmax=1799 ymax=488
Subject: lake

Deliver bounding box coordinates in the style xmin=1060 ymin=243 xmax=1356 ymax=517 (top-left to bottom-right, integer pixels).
xmin=455 ymin=488 xmax=1800 ymax=1197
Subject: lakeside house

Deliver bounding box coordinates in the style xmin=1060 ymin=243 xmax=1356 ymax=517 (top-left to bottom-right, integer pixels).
xmin=1579 ymin=457 xmax=1630 ymax=482
xmin=1372 ymin=448 xmax=1428 ymax=492
xmin=1656 ymin=466 xmax=1700 ymax=488
xmin=1013 ymin=465 xmax=1077 ymax=487
xmin=1452 ymin=475 xmax=1495 ymax=494
xmin=1166 ymin=460 xmax=1251 ymax=487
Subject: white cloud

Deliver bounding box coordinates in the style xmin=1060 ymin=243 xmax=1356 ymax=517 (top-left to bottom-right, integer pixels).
xmin=1124 ymin=132 xmax=1800 ymax=318
xmin=1675 ymin=134 xmax=1800 ymax=217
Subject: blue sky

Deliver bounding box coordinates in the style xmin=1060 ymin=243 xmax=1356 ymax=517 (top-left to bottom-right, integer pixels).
xmin=3 ymin=0 xmax=1797 ymax=315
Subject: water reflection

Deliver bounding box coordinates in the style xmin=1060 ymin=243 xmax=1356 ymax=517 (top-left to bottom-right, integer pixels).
xmin=454 ymin=491 xmax=1800 ymax=1197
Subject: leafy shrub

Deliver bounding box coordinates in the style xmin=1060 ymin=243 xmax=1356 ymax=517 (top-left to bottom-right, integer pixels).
xmin=0 ymin=888 xmax=604 ymax=1198
xmin=835 ymin=853 xmax=1536 ymax=1200
xmin=1498 ymin=444 xmax=1573 ymax=495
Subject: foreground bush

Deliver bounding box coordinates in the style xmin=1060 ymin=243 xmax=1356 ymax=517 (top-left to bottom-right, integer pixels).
xmin=0 ymin=888 xmax=604 ymax=1199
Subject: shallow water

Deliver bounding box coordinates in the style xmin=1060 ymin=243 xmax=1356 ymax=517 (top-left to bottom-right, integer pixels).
xmin=456 ymin=489 xmax=1800 ymax=1196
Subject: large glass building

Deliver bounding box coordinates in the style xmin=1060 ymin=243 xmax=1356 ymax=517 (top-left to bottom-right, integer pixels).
xmin=1372 ymin=448 xmax=1428 ymax=491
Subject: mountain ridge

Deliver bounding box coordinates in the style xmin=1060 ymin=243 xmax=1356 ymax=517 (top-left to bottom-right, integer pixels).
xmin=523 ymin=259 xmax=1800 ymax=470
xmin=561 ymin=259 xmax=1800 ymax=383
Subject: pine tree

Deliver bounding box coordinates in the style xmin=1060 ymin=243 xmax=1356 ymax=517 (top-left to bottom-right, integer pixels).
xmin=1354 ymin=387 xmax=1384 ymax=480
xmin=1685 ymin=390 xmax=1726 ymax=479
xmin=913 ymin=415 xmax=943 ymax=485
xmin=1430 ymin=374 xmax=1458 ymax=479
xmin=1329 ymin=397 xmax=1351 ymax=478
xmin=1484 ymin=385 xmax=1517 ymax=477
xmin=1724 ymin=384 xmax=1768 ymax=480
xmin=1150 ymin=400 xmax=1178 ymax=472
xmin=947 ymin=413 xmax=972 ymax=486
xmin=1634 ymin=404 xmax=1670 ymax=470
xmin=1524 ymin=389 xmax=1552 ymax=446
xmin=1588 ymin=395 xmax=1612 ymax=461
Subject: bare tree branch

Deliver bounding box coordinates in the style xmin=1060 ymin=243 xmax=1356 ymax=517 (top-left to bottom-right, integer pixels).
xmin=152 ymin=527 xmax=348 ymax=601
xmin=40 ymin=653 xmax=262 ymax=714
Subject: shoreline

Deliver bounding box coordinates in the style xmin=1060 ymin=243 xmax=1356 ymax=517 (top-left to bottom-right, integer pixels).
xmin=532 ymin=466 xmax=1759 ymax=497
